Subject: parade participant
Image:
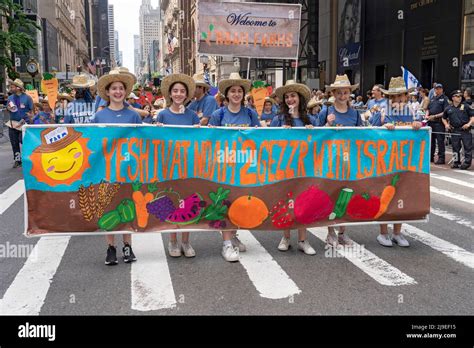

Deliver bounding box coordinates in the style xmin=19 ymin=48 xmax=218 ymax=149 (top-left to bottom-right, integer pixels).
xmin=365 ymin=84 xmax=388 ymax=126
xmin=141 ymin=103 xmax=154 ymax=124
xmin=425 ymin=83 xmax=449 ymax=164
xmin=270 ymin=80 xmax=317 ymax=255
xmin=6 ymin=79 xmax=33 ymax=168
xmin=64 ymin=74 xmax=96 ymax=124
xmin=260 ymin=97 xmax=277 ymax=126
xmin=464 ymin=88 xmax=472 ymax=106
xmin=246 ymin=94 xmax=256 ymax=110
xmin=442 ymin=90 xmax=473 ymax=170
xmin=127 ymin=92 xmax=142 ymax=109
xmin=307 ymin=98 xmax=322 ymax=118
xmin=209 ymin=72 xmax=260 ymax=262
xmin=32 ymin=98 xmax=54 ymax=124
xmin=157 ymin=73 xmax=200 ymax=258
xmin=375 ymin=77 xmax=423 ymax=248
xmin=55 ymin=93 xmax=73 ymax=123
xmin=270 ymin=93 xmax=281 ymax=114
xmin=187 ymin=73 xmax=218 ymax=126
xmin=94 ymin=70 xmax=141 ymax=265
xmin=320 ymin=74 xmax=361 ymax=248
xmin=215 ymin=93 xmax=226 ymax=107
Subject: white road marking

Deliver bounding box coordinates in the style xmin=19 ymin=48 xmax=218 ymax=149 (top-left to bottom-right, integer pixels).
xmin=131 ymin=234 xmax=176 ymax=311
xmin=430 ymin=173 xmax=474 ymax=189
xmin=430 ymin=186 xmax=474 ymax=205
xmin=307 ymin=228 xmax=417 ymax=286
xmin=430 ymin=207 xmax=474 ymax=231
xmin=0 ymin=180 xmax=24 ymax=214
xmin=236 ymin=230 xmax=302 ymax=299
xmin=0 ymin=236 xmax=70 ymax=315
xmin=404 ymin=225 xmax=474 ymax=270
xmin=453 ymin=169 xmax=474 ymax=177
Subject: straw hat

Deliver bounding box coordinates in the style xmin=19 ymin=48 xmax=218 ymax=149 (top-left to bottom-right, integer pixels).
xmin=307 ymin=98 xmax=322 ymax=109
xmin=33 ymin=127 xmax=83 ymax=154
xmin=58 ymin=93 xmax=73 ymax=101
xmin=323 ymin=96 xmax=336 ymax=106
xmin=193 ymin=73 xmax=210 ymax=89
xmin=218 ymin=72 xmax=251 ymax=96
xmin=275 ymin=80 xmax=311 ymax=102
xmin=111 ymin=67 xmax=137 ymax=85
xmin=161 ymin=73 xmax=196 ymax=105
xmin=264 ymin=96 xmax=276 ymax=105
xmin=381 ymin=77 xmax=408 ymax=95
xmin=97 ymin=70 xmax=135 ymax=102
xmin=9 ymin=79 xmax=25 ymax=91
xmin=325 ymin=74 xmax=359 ymax=92
xmin=70 ymin=74 xmax=96 ymax=89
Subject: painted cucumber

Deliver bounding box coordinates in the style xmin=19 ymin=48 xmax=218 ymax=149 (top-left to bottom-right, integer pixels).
xmin=329 ymin=188 xmax=354 ymax=220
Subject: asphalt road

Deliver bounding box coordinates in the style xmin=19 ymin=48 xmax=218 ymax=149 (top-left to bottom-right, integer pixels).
xmin=0 ymin=130 xmax=473 ymax=316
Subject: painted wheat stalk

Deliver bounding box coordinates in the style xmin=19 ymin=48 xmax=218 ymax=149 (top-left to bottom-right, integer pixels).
xmin=78 ymin=185 xmax=94 ymax=221
xmin=96 ymin=181 xmax=109 ymax=218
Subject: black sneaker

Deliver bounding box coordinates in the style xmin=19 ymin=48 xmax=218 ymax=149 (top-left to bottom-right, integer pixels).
xmin=451 ymin=163 xmax=460 ymax=169
xmin=12 ymin=161 xmax=21 ymax=168
xmin=435 ymin=159 xmax=445 ymax=165
xmin=123 ymin=243 xmax=137 ymax=263
xmin=105 ymin=245 xmax=118 ymax=265
xmin=460 ymin=163 xmax=471 ymax=170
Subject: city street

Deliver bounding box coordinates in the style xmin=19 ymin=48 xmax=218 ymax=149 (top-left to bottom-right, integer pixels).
xmin=0 ymin=129 xmax=472 ymax=316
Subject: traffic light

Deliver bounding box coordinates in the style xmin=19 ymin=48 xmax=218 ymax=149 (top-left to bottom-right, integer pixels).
xmin=66 ymin=64 xmax=71 ymax=72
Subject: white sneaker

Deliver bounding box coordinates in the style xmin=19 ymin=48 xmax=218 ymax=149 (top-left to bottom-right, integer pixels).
xmin=326 ymin=231 xmax=339 ymax=248
xmin=278 ymin=237 xmax=291 ymax=251
xmin=222 ymin=244 xmax=239 ymax=262
xmin=377 ymin=234 xmax=393 ymax=247
xmin=181 ymin=242 xmax=196 ymax=258
xmin=168 ymin=241 xmax=182 ymax=257
xmin=231 ymin=235 xmax=246 ymax=252
xmin=338 ymin=233 xmax=353 ymax=247
xmin=392 ymin=234 xmax=410 ymax=247
xmin=297 ymin=240 xmax=316 ymax=255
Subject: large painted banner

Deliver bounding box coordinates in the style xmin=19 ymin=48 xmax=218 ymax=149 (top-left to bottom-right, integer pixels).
xmin=22 ymin=125 xmax=430 ymax=236
xmin=198 ymin=1 xmax=301 ymax=59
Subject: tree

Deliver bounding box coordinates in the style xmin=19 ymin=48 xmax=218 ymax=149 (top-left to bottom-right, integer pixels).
xmin=0 ymin=0 xmax=41 ymax=81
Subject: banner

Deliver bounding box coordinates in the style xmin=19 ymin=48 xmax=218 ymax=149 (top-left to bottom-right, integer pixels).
xmin=198 ymin=1 xmax=301 ymax=59
xmin=22 ymin=126 xmax=430 ymax=236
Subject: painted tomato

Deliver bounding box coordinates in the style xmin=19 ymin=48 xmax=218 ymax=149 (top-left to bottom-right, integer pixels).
xmin=346 ymin=194 xmax=381 ymax=220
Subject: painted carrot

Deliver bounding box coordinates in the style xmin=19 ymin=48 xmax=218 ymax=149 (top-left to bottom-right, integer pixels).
xmin=374 ymin=174 xmax=400 ymax=219
xmin=132 ymin=182 xmax=154 ymax=228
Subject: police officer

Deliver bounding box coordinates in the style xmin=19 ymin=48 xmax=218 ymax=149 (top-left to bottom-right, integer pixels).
xmin=425 ymin=83 xmax=450 ymax=164
xmin=442 ymin=90 xmax=473 ymax=170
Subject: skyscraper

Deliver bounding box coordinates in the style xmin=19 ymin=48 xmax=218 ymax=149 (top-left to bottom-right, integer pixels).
xmin=139 ymin=0 xmax=161 ymax=74
xmin=108 ymin=4 xmax=115 ymax=67
xmin=134 ymin=34 xmax=141 ymax=75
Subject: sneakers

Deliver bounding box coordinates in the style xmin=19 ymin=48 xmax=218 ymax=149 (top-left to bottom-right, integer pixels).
xmin=460 ymin=163 xmax=471 ymax=170
xmin=231 ymin=234 xmax=246 ymax=252
xmin=326 ymin=230 xmax=339 ymax=248
xmin=435 ymin=159 xmax=445 ymax=165
xmin=123 ymin=243 xmax=137 ymax=263
xmin=181 ymin=242 xmax=196 ymax=258
xmin=12 ymin=161 xmax=22 ymax=168
xmin=392 ymin=234 xmax=410 ymax=247
xmin=297 ymin=240 xmax=316 ymax=255
xmin=105 ymin=245 xmax=118 ymax=265
xmin=222 ymin=244 xmax=239 ymax=262
xmin=377 ymin=234 xmax=393 ymax=247
xmin=278 ymin=237 xmax=291 ymax=251
xmin=168 ymin=241 xmax=182 ymax=257
xmin=338 ymin=233 xmax=353 ymax=247
xmin=451 ymin=163 xmax=461 ymax=169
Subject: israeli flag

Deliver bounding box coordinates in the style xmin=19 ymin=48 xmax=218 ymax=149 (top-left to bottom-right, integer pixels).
xmin=401 ymin=66 xmax=421 ymax=89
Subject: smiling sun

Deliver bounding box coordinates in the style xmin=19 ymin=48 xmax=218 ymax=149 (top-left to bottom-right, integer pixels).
xmin=30 ymin=127 xmax=91 ymax=186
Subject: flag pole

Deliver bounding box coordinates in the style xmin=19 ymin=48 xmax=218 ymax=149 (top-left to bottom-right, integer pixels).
xmin=247 ymin=58 xmax=251 ymax=80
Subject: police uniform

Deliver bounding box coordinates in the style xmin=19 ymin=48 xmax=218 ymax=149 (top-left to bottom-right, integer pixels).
xmin=427 ymin=87 xmax=450 ymax=163
xmin=443 ymin=91 xmax=473 ymax=169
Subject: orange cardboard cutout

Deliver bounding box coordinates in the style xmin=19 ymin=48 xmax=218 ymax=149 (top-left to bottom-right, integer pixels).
xmin=42 ymin=78 xmax=59 ymax=110
xmin=251 ymin=88 xmax=269 ymax=116
xmin=26 ymin=90 xmax=39 ymax=104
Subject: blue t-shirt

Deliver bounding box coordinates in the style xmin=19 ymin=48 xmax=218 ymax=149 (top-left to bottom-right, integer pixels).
xmin=94 ymin=95 xmax=130 ymax=112
xmin=209 ymin=106 xmax=260 ymax=127
xmin=7 ymin=93 xmax=33 ymax=121
xmin=92 ymin=107 xmax=142 ymax=124
xmin=132 ymin=102 xmax=142 ymax=109
xmin=32 ymin=112 xmax=53 ymax=124
xmin=64 ymin=99 xmax=95 ymax=124
xmin=188 ymin=94 xmax=218 ymax=118
xmin=270 ymin=115 xmax=319 ymax=127
xmin=158 ymin=108 xmax=200 ymax=126
xmin=261 ymin=111 xmax=277 ymax=121
xmin=319 ymin=106 xmax=362 ymax=127
xmin=271 ymin=104 xmax=280 ymax=115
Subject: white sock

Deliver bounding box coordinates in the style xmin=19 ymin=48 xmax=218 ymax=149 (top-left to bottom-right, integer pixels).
xmin=223 ymin=240 xmax=232 ymax=247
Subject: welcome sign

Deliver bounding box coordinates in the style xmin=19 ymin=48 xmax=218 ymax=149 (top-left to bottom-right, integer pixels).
xmin=22 ymin=125 xmax=430 ymax=236
xmin=198 ymin=1 xmax=301 ymax=59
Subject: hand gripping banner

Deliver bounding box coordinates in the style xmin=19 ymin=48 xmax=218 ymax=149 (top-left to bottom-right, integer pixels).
xmin=22 ymin=125 xmax=430 ymax=236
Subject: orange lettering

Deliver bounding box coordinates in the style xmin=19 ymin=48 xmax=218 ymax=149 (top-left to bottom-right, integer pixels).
xmin=240 ymin=140 xmax=257 ymax=185
xmin=297 ymin=141 xmax=308 ymax=177
xmin=399 ymin=140 xmax=408 ymax=171
xmin=127 ymin=137 xmax=139 ymax=181
xmin=407 ymin=140 xmax=416 ymax=172
xmin=116 ymin=138 xmax=127 ymax=183
xmin=326 ymin=141 xmax=334 ymax=179
xmin=376 ymin=140 xmax=388 ymax=176
xmin=313 ymin=141 xmax=325 ymax=177
xmin=103 ymin=138 xmax=116 ymax=182
xmin=355 ymin=140 xmax=364 ymax=179
xmin=418 ymin=140 xmax=426 ymax=173
xmin=363 ymin=141 xmax=376 ymax=177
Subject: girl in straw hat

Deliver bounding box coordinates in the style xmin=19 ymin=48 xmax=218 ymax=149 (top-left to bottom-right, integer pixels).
xmin=157 ymin=73 xmax=200 ymax=258
xmin=94 ymin=70 xmax=141 ymax=265
xmin=322 ymin=74 xmax=362 ymax=248
xmin=271 ymin=80 xmax=318 ymax=255
xmin=209 ymin=72 xmax=260 ymax=262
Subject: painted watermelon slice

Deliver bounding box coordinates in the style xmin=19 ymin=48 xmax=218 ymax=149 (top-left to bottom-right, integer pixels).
xmin=165 ymin=193 xmax=204 ymax=225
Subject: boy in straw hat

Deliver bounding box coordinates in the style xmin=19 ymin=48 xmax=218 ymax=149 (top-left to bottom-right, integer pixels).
xmin=157 ymin=73 xmax=200 ymax=258
xmin=209 ymin=72 xmax=260 ymax=262
xmin=93 ymin=70 xmax=141 ymax=265
xmin=270 ymin=80 xmax=318 ymax=255
xmin=188 ymin=73 xmax=218 ymax=126
xmin=6 ymin=78 xmax=34 ymax=168
xmin=321 ymin=74 xmax=362 ymax=248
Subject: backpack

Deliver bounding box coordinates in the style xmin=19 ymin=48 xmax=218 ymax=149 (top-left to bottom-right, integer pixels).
xmin=218 ymin=106 xmax=254 ymax=126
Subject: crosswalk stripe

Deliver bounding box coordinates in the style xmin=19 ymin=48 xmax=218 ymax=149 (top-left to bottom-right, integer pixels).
xmin=236 ymin=230 xmax=302 ymax=299
xmin=404 ymin=225 xmax=474 ymax=270
xmin=453 ymin=169 xmax=474 ymax=177
xmin=307 ymin=228 xmax=417 ymax=286
xmin=131 ymin=234 xmax=176 ymax=311
xmin=430 ymin=173 xmax=473 ymax=188
xmin=430 ymin=186 xmax=474 ymax=205
xmin=0 ymin=236 xmax=70 ymax=315
xmin=0 ymin=180 xmax=24 ymax=214
xmin=430 ymin=207 xmax=474 ymax=231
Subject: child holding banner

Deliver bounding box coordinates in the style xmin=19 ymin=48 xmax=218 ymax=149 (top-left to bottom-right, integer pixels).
xmin=321 ymin=74 xmax=361 ymax=248
xmin=271 ymin=80 xmax=317 ymax=255
xmin=157 ymin=73 xmax=200 ymax=258
xmin=209 ymin=72 xmax=260 ymax=262
xmin=94 ymin=70 xmax=141 ymax=265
